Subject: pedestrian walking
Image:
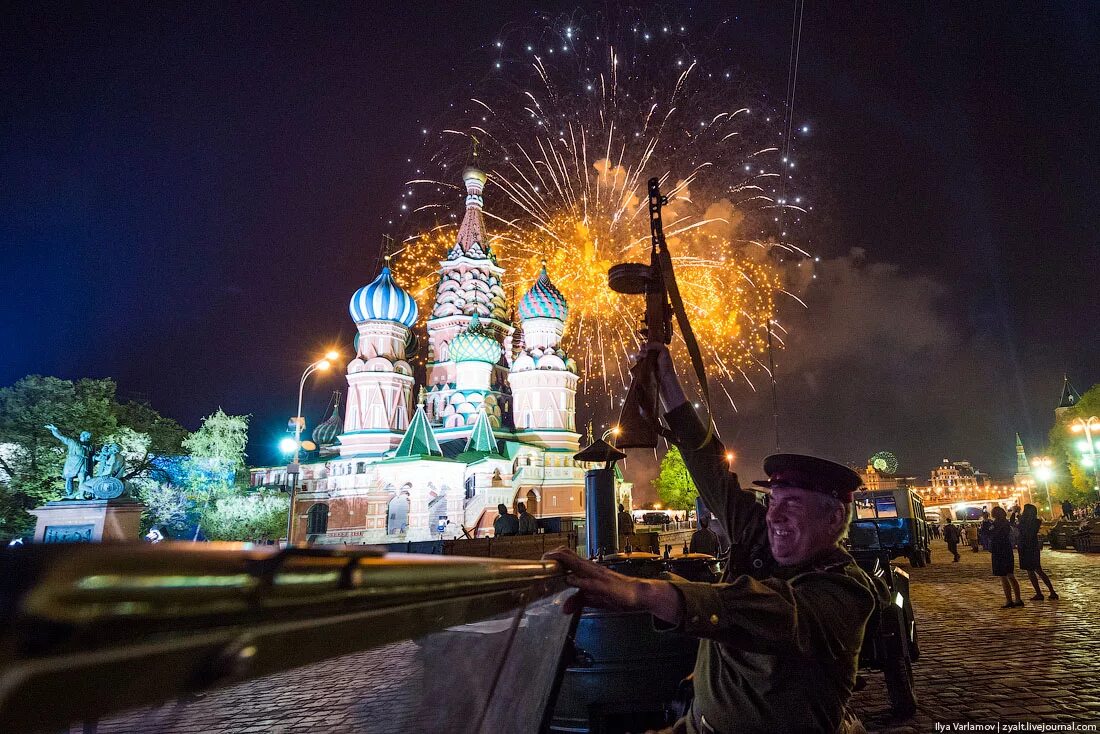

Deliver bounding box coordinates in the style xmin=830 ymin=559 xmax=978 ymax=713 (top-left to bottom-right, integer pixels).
xmin=943 ymin=518 xmax=962 ymax=562
xmin=990 ymin=506 xmax=1023 ymax=608
xmin=1018 ymin=504 xmax=1058 ymax=601
xmin=965 ymin=522 xmax=979 ymax=552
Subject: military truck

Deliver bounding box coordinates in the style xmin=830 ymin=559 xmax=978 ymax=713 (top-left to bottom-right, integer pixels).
xmin=850 ymin=487 xmax=933 ymax=567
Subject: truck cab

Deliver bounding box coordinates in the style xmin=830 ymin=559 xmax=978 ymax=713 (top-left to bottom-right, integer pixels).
xmin=849 ymin=488 xmax=933 ymax=567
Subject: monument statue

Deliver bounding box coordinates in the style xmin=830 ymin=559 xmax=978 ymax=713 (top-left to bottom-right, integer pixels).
xmin=44 ymin=427 xmax=129 ymax=500
xmin=85 ymin=443 xmax=127 ymax=499
xmin=45 ymin=425 xmax=94 ymax=499
xmin=33 ymin=428 xmax=144 ymax=543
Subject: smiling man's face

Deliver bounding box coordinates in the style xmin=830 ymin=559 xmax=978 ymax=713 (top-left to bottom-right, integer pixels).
xmin=766 ymin=487 xmax=845 ymax=566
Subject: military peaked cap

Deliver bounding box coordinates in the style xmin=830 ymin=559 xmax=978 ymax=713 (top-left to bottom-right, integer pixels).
xmin=751 ymin=453 xmax=863 ymax=503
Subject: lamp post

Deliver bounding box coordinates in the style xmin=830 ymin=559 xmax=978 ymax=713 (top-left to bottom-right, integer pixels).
xmin=286 ymin=350 xmax=339 ymax=546
xmin=1031 ymin=456 xmax=1054 ymax=519
xmin=1069 ymin=416 xmax=1100 ymax=498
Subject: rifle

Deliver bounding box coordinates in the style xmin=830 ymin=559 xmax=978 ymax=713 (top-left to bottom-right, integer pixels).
xmin=609 ymin=177 xmax=712 ymax=449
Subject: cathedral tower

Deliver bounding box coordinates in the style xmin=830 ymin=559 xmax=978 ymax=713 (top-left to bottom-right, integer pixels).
xmin=509 ymin=265 xmax=580 ymax=450
xmin=424 ymin=166 xmax=514 ymax=430
xmin=340 ymin=260 xmax=418 ymax=456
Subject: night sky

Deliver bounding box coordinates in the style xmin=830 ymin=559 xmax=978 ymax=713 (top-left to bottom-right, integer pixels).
xmin=3 ymin=2 xmax=1098 ymax=495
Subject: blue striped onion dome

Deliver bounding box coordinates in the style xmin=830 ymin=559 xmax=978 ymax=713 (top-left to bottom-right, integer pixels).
xmin=349 ymin=266 xmax=418 ymax=326
xmin=449 ymin=313 xmax=502 ymax=364
xmin=519 ymin=266 xmax=568 ymax=321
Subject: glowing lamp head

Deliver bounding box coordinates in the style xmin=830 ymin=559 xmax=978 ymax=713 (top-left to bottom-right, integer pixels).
xmin=1034 ymin=466 xmax=1053 ymax=482
xmin=325 ymin=350 xmax=340 ymax=361
xmin=611 ymin=425 xmax=621 ymax=436
xmin=1071 ymin=423 xmax=1084 ymax=433
xmin=725 ymin=451 xmax=735 ymax=462
xmin=1076 ymin=440 xmax=1092 ymax=454
xmin=316 ymin=360 xmax=331 ymax=371
xmin=279 ymin=437 xmax=299 ymax=454
xmin=1084 ymin=456 xmax=1096 ymax=468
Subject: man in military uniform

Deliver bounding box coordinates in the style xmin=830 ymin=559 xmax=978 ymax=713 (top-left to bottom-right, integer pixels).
xmin=547 ymin=345 xmax=875 ymax=733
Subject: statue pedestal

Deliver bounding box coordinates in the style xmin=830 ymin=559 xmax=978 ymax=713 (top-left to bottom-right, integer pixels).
xmin=29 ymin=498 xmax=146 ymax=543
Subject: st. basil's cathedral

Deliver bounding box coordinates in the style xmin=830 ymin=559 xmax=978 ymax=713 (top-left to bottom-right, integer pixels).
xmin=250 ymin=165 xmax=632 ymax=542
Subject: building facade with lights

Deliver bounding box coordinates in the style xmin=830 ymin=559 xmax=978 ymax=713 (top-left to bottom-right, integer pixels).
xmin=249 ymin=166 xmax=630 ymax=543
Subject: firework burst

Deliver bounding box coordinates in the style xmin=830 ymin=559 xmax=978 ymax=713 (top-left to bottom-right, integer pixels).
xmin=390 ymin=11 xmax=810 ymax=413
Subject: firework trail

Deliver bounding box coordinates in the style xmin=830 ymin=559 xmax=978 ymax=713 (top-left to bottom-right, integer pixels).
xmin=389 ymin=11 xmax=811 ymax=415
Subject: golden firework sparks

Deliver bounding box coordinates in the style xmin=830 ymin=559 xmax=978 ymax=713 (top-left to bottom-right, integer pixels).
xmin=390 ymin=12 xmax=810 ymax=413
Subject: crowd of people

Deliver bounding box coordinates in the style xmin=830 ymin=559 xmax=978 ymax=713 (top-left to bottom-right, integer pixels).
xmin=1060 ymin=498 xmax=1100 ymax=521
xmin=941 ymin=504 xmax=1060 ymax=608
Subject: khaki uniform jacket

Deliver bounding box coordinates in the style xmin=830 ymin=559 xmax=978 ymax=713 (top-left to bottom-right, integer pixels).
xmin=660 ymin=403 xmax=876 ymax=734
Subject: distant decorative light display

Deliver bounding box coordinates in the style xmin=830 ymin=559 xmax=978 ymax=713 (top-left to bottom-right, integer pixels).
xmin=870 ymin=451 xmax=899 ymax=475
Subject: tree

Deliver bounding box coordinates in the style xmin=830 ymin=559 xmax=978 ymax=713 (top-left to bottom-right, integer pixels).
xmin=183 ymin=408 xmax=249 ymax=482
xmin=182 ymin=409 xmax=288 ymax=541
xmin=0 ymin=376 xmax=187 ymax=539
xmin=200 ymin=490 xmax=289 ymax=542
xmin=1047 ymin=383 xmax=1100 ymax=506
xmin=651 ymin=445 xmax=699 ymax=510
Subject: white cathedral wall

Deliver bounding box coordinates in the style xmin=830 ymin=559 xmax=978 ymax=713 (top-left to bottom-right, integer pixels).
xmin=344 ymin=371 xmax=414 ymax=435
xmin=508 ymin=369 xmax=579 ymax=434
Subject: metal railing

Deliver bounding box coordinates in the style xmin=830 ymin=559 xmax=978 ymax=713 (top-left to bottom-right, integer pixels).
xmin=0 ymin=542 xmax=572 ymax=733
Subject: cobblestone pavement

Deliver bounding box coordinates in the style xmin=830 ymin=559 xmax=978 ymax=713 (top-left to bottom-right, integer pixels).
xmin=850 ymin=539 xmax=1100 ymax=732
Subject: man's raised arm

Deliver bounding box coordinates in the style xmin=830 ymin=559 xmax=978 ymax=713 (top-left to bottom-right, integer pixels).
xmin=651 ymin=345 xmax=766 ymax=551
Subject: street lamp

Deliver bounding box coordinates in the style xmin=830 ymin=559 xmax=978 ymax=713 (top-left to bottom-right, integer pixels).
xmin=601 ymin=425 xmax=621 ymax=445
xmin=1069 ymin=416 xmax=1100 ymax=497
xmin=286 ymin=351 xmax=339 ymax=545
xmin=1031 ymin=456 xmax=1054 ymax=518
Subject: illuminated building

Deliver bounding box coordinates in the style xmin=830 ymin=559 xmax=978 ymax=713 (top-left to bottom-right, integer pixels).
xmin=250 ymin=166 xmax=630 ymax=542
xmin=926 ymin=459 xmax=988 ymax=502
xmin=919 ymin=459 xmax=1024 ymax=515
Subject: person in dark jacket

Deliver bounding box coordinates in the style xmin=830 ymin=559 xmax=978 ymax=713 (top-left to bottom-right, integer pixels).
xmin=493 ymin=503 xmax=519 ymax=536
xmin=942 ymin=518 xmax=962 ymax=562
xmin=1018 ymin=504 xmax=1058 ymax=600
xmin=990 ymin=506 xmax=1023 ymax=608
xmin=979 ymin=517 xmax=994 ymax=552
xmin=688 ymin=514 xmax=722 ymax=556
xmin=516 ymin=502 xmax=538 ymax=535
xmin=617 ymin=503 xmax=635 ymax=537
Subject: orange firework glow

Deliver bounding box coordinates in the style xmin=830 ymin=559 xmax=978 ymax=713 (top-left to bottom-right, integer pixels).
xmin=388 ymin=12 xmax=808 ymax=412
